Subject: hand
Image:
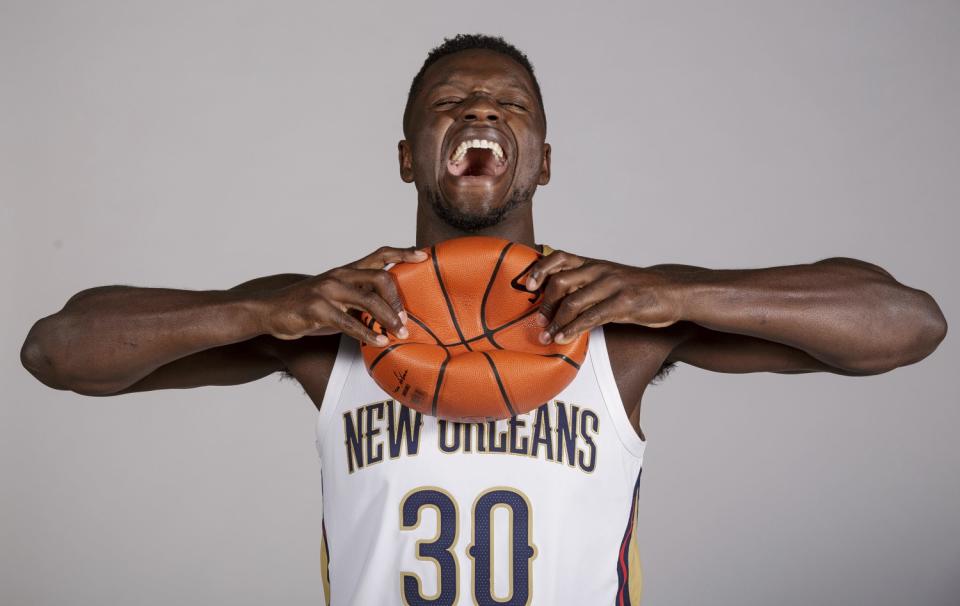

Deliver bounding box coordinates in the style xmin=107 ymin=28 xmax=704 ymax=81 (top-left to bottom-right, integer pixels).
xmin=524 ymin=250 xmax=685 ymax=344
xmin=260 ymin=246 xmax=429 ymax=345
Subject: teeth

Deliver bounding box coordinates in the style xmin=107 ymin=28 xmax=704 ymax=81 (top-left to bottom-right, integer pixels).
xmin=451 ymin=139 xmax=505 ymax=163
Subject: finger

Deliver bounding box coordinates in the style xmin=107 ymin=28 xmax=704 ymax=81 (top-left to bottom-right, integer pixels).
xmin=552 ymin=298 xmax=620 ymax=345
xmin=341 ymin=268 xmax=409 ymax=326
xmin=335 ymin=280 xmax=409 ymax=338
xmin=536 ymin=263 xmax=604 ymax=327
xmin=350 ymin=245 xmax=429 ymax=270
xmin=525 ymin=250 xmax=585 ymax=291
xmin=540 ymin=278 xmax=619 ymax=343
xmin=329 ymin=306 xmax=390 ymax=346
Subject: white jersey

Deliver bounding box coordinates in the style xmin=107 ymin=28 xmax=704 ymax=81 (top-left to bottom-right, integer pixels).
xmin=313 ymin=321 xmax=647 ymax=606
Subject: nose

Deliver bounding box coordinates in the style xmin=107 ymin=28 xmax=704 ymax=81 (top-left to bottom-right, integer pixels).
xmin=460 ymin=93 xmax=500 ymax=123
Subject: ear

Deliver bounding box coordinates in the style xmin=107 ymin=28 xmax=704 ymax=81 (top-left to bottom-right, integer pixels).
xmin=537 ymin=142 xmax=551 ymax=186
xmin=398 ymin=140 xmax=415 ymax=183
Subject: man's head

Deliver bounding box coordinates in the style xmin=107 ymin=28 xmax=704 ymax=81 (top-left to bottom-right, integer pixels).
xmin=399 ymin=34 xmax=551 ymax=232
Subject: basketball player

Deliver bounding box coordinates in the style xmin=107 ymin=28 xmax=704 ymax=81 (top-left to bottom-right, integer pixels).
xmin=20 ymin=34 xmax=947 ymax=605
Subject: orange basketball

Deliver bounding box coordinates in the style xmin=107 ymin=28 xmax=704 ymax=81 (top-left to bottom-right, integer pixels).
xmin=359 ymin=235 xmax=589 ymax=421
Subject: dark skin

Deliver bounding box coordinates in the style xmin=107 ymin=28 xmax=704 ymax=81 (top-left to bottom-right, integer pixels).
xmin=20 ymin=49 xmax=948 ymax=444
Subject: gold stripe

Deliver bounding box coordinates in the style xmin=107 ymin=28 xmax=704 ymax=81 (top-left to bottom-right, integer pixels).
xmin=320 ymin=532 xmax=331 ymax=606
xmin=540 ymin=243 xmax=555 ymax=256
xmin=627 ymin=490 xmax=643 ymax=603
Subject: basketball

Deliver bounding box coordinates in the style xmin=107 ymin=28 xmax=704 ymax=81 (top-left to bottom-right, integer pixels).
xmin=359 ymin=235 xmax=589 ymax=421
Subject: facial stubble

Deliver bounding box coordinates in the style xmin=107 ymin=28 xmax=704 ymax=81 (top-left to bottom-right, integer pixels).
xmin=427 ymin=185 xmax=533 ymax=232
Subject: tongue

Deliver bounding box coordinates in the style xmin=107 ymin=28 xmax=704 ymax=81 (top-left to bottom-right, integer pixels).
xmin=448 ymin=148 xmax=503 ymax=177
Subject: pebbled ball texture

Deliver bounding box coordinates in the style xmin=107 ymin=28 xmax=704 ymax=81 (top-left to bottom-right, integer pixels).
xmin=359 ymin=235 xmax=589 ymax=421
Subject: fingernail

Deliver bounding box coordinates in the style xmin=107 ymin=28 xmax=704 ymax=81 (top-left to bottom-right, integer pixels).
xmin=414 ymin=250 xmax=428 ymax=259
xmin=526 ymin=276 xmax=537 ymax=290
xmin=397 ymin=326 xmax=409 ymax=339
xmin=555 ymin=332 xmax=566 ymax=343
xmin=375 ymin=335 xmax=388 ymax=346
xmin=399 ymin=310 xmax=408 ymax=325
xmin=535 ymin=313 xmax=548 ymax=326
xmin=539 ymin=330 xmax=552 ymax=344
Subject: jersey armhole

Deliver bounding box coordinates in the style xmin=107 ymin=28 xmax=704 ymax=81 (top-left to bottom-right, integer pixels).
xmin=589 ymin=325 xmax=647 ymax=461
xmin=314 ymin=333 xmax=357 ymax=458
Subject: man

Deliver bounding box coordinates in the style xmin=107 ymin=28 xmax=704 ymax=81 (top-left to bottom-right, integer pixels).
xmin=20 ymin=34 xmax=947 ymax=605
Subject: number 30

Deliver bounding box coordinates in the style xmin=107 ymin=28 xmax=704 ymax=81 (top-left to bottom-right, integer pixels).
xmin=399 ymin=486 xmax=537 ymax=606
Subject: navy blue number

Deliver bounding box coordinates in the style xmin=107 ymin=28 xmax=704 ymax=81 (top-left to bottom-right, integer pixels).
xmin=400 ymin=488 xmax=459 ymax=606
xmin=468 ymin=489 xmax=536 ymax=606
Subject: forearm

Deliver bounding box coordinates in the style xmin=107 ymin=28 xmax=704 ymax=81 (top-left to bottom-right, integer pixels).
xmin=668 ymin=258 xmax=947 ymax=373
xmin=20 ymin=286 xmax=269 ymax=394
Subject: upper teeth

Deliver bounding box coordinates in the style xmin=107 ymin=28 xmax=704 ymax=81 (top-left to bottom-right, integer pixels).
xmin=451 ymin=139 xmax=504 ymax=163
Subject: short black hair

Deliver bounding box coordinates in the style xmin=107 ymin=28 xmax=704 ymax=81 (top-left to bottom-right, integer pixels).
xmin=403 ymin=34 xmax=546 ymax=136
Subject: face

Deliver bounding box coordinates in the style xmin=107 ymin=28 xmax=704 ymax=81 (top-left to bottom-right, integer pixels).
xmin=399 ymin=49 xmax=551 ymax=231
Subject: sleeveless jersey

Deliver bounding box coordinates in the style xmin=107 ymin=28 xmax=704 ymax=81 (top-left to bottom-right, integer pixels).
xmin=313 ymin=246 xmax=647 ymax=606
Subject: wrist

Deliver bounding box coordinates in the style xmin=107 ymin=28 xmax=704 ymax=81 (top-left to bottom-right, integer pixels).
xmin=232 ymin=289 xmax=278 ymax=338
xmin=661 ymin=267 xmax=711 ymax=324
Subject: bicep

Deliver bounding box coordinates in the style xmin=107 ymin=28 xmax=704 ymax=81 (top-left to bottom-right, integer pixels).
xmin=667 ymin=322 xmax=879 ymax=376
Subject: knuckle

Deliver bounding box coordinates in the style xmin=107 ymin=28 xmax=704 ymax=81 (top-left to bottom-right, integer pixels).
xmin=582 ymin=306 xmax=602 ymax=323
xmin=374 ymin=271 xmax=397 ymax=290
xmin=333 ymin=313 xmax=350 ymax=330
xmin=378 ymin=309 xmax=400 ymax=328
xmin=599 ymin=274 xmax=621 ymax=289
xmin=618 ymin=289 xmax=641 ymax=308
xmin=541 ymin=286 xmax=558 ymax=304
xmin=307 ymin=301 xmax=328 ymax=318
xmin=313 ymin=277 xmax=339 ymax=295
xmin=557 ymin=298 xmax=577 ymax=315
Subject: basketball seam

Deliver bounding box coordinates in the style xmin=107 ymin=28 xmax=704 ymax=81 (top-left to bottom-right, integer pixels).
xmin=538 ymin=352 xmax=582 ymax=370
xmin=431 ymin=245 xmax=473 ymax=352
xmin=432 ymin=349 xmax=451 ymax=417
xmin=479 ymin=241 xmax=514 ymax=350
xmin=386 ymin=312 xmax=579 ymax=370
xmin=368 ymin=342 xmax=418 ymax=371
xmin=405 ymin=312 xmax=443 ymax=345
xmin=480 ymin=351 xmax=516 ymax=416
xmin=407 ymin=307 xmax=543 ymax=348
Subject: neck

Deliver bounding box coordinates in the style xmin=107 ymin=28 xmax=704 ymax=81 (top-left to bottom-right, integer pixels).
xmin=415 ymin=195 xmax=537 ymax=249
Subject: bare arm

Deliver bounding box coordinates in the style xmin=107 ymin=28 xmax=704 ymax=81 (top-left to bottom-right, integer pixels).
xmin=19 ymin=274 xmax=307 ymax=396
xmin=20 ymin=246 xmax=429 ymax=396
xmin=663 ymin=257 xmax=947 ymax=375
xmin=525 ymin=251 xmax=946 ymax=376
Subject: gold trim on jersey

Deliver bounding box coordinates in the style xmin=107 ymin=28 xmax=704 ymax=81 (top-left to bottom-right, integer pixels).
xmin=320 ymin=525 xmax=331 ymax=605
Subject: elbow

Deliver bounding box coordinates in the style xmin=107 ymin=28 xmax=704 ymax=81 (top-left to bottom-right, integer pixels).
xmin=20 ymin=317 xmax=122 ymax=396
xmin=848 ymin=289 xmax=948 ymax=375
xmin=20 ymin=318 xmax=68 ymax=390
xmin=915 ymin=289 xmax=948 ymax=358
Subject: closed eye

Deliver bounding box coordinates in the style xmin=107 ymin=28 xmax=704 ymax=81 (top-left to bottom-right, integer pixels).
xmin=434 ymin=98 xmax=463 ymax=108
xmin=500 ymin=101 xmax=527 ymax=111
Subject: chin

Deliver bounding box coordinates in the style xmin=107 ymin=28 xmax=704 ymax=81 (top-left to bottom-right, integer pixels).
xmin=429 ymin=186 xmax=532 ymax=233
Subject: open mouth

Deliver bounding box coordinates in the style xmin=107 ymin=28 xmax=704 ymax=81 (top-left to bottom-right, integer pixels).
xmin=446 ymin=138 xmax=509 ymax=178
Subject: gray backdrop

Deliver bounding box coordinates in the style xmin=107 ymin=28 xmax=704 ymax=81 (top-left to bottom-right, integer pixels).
xmin=2 ymin=1 xmax=957 ymax=604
